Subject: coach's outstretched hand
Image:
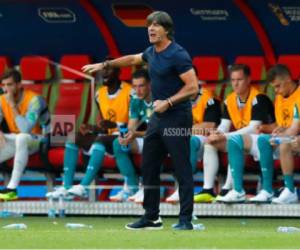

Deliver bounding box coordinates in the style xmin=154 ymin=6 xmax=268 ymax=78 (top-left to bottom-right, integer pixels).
xmin=82 ymin=63 xmax=104 ymax=74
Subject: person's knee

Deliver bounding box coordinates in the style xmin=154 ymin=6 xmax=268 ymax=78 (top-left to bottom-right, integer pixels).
xmin=190 ymin=136 xmax=201 ymax=151
xmin=113 ymin=138 xmax=122 ymax=155
xmin=227 ymin=135 xmax=243 ymax=151
xmin=279 ymin=142 xmax=291 ymax=154
xmin=257 ymin=134 xmax=271 ymax=151
xmin=204 ymin=143 xmax=217 ymax=152
xmin=15 ymin=133 xmax=31 ymax=147
xmin=66 ymin=142 xmax=78 ymax=151
xmin=90 ymin=143 xmax=105 ymax=155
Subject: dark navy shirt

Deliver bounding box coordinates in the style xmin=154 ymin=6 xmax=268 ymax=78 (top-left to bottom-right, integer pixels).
xmin=142 ymin=42 xmax=193 ymax=113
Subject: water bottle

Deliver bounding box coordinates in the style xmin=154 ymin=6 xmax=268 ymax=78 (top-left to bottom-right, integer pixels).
xmin=277 ymin=226 xmax=300 ymax=233
xmin=269 ymin=136 xmax=293 ymax=145
xmin=119 ymin=124 xmax=131 ymax=152
xmin=193 ymin=223 xmax=205 ymax=231
xmin=58 ymin=196 xmax=65 ymax=218
xmin=65 ymin=223 xmax=93 ymax=229
xmin=0 ymin=210 xmax=23 ymax=218
xmin=48 ymin=197 xmax=56 ymax=218
xmin=3 ymin=223 xmax=27 ymax=230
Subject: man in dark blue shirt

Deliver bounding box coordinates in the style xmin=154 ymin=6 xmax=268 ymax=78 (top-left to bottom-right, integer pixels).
xmin=83 ymin=11 xmax=199 ymax=230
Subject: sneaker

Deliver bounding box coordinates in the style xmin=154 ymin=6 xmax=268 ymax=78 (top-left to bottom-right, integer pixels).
xmin=272 ymin=187 xmax=298 ymax=204
xmin=46 ymin=186 xmax=68 ymax=200
xmin=194 ymin=189 xmax=216 ymax=203
xmin=125 ymin=217 xmax=163 ymax=230
xmin=166 ymin=188 xmax=179 ymax=203
xmin=67 ymin=184 xmax=87 ymax=198
xmin=109 ymin=189 xmax=132 ymax=202
xmin=216 ymin=189 xmax=246 ymax=203
xmin=249 ymin=190 xmax=273 ymax=203
xmin=128 ymin=187 xmax=144 ymax=203
xmin=172 ymin=221 xmax=193 ymax=230
xmin=215 ymin=189 xmax=230 ymax=200
xmin=0 ymin=189 xmax=18 ymax=201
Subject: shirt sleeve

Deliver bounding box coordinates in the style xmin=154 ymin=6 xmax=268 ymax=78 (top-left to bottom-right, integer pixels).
xmin=129 ymin=97 xmax=139 ymax=120
xmin=15 ymin=96 xmax=45 ymax=133
xmin=251 ymin=94 xmax=275 ymax=123
xmin=173 ymin=48 xmax=193 ymax=75
xmin=203 ymin=98 xmax=221 ymax=125
xmin=142 ymin=47 xmax=151 ymax=63
xmin=222 ymin=101 xmax=230 ymax=120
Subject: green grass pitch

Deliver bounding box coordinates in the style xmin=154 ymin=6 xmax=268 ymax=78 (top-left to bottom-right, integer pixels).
xmin=0 ymin=217 xmax=299 ymax=249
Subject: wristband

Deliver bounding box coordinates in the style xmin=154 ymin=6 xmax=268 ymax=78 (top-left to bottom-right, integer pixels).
xmin=103 ymin=60 xmax=110 ymax=69
xmin=167 ymin=98 xmax=173 ymax=107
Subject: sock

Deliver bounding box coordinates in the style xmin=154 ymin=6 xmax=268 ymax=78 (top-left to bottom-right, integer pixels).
xmin=284 ymin=174 xmax=295 ymax=192
xmin=113 ymin=138 xmax=138 ymax=193
xmin=7 ymin=134 xmax=31 ymax=189
xmin=203 ymin=144 xmax=219 ymax=189
xmin=257 ymin=134 xmax=273 ymax=194
xmin=81 ymin=143 xmax=105 ymax=186
xmin=190 ymin=136 xmax=201 ymax=173
xmin=227 ymin=135 xmax=244 ymax=192
xmin=222 ymin=165 xmax=233 ymax=190
xmin=63 ymin=142 xmax=79 ymax=189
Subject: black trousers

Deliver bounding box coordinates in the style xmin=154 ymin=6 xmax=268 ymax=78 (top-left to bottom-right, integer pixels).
xmin=142 ymin=111 xmax=194 ymax=222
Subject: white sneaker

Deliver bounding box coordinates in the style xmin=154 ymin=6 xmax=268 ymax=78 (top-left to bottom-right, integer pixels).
xmin=166 ymin=188 xmax=179 ymax=203
xmin=46 ymin=186 xmax=68 ymax=199
xmin=249 ymin=190 xmax=274 ymax=203
xmin=272 ymin=187 xmax=298 ymax=204
xmin=216 ymin=189 xmax=246 ymax=203
xmin=67 ymin=184 xmax=87 ymax=198
xmin=131 ymin=187 xmax=144 ymax=204
xmin=128 ymin=187 xmax=143 ymax=202
xmin=109 ymin=189 xmax=132 ymax=202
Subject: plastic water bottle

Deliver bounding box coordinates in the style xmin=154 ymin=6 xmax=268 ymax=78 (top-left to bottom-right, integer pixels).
xmin=58 ymin=196 xmax=65 ymax=218
xmin=119 ymin=124 xmax=131 ymax=152
xmin=193 ymin=223 xmax=205 ymax=231
xmin=0 ymin=210 xmax=23 ymax=218
xmin=48 ymin=197 xmax=56 ymax=218
xmin=3 ymin=223 xmax=27 ymax=230
xmin=65 ymin=223 xmax=93 ymax=229
xmin=277 ymin=226 xmax=300 ymax=233
xmin=269 ymin=136 xmax=293 ymax=145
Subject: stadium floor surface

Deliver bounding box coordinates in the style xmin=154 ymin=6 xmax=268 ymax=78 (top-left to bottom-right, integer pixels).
xmin=0 ymin=217 xmax=299 ymax=249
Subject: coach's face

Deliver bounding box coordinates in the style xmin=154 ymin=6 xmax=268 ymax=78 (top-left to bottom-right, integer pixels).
xmin=230 ymin=70 xmax=251 ymax=96
xmin=148 ymin=21 xmax=168 ymax=44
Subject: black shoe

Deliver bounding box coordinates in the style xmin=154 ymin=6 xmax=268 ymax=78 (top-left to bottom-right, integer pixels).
xmin=172 ymin=221 xmax=193 ymax=230
xmin=219 ymin=189 xmax=230 ymax=197
xmin=125 ymin=217 xmax=163 ymax=230
xmin=0 ymin=188 xmax=16 ymax=194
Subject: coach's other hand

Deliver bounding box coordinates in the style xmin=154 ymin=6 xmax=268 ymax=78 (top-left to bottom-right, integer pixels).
xmin=153 ymin=100 xmax=169 ymax=113
xmin=82 ymin=63 xmax=103 ymax=73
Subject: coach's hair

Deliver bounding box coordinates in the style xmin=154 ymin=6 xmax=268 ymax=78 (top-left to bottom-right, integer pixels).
xmin=229 ymin=64 xmax=251 ymax=77
xmin=146 ymin=11 xmax=174 ymax=40
xmin=1 ymin=69 xmax=21 ymax=83
xmin=267 ymin=64 xmax=291 ymax=82
xmin=132 ymin=68 xmax=150 ymax=82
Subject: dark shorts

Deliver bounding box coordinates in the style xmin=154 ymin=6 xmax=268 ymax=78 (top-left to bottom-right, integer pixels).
xmin=75 ymin=133 xmax=118 ymax=155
